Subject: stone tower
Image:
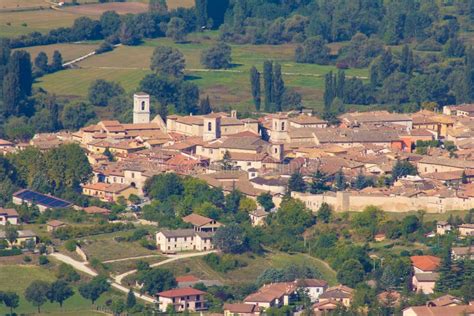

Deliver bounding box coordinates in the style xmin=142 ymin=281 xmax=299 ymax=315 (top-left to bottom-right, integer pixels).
xmin=203 ymin=113 xmax=221 ymax=141
xmin=133 ymin=92 xmax=150 ymax=124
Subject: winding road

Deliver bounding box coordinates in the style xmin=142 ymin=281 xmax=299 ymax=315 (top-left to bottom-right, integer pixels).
xmin=50 ymin=250 xmax=216 ymax=304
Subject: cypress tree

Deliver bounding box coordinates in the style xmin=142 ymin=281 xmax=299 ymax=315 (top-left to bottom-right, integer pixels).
xmin=250 ymin=66 xmax=261 ymax=111
xmin=272 ymin=63 xmax=284 ymax=112
xmin=50 ymin=51 xmax=63 ymax=73
xmin=400 ymin=45 xmax=414 ymax=75
xmin=199 ymin=95 xmax=212 ymax=114
xmin=323 ymin=71 xmax=335 ymax=112
xmin=126 ymin=289 xmax=136 ymax=309
xmin=335 ymin=70 xmax=345 ymax=99
xmin=34 ymin=52 xmax=49 ymax=74
xmin=263 ymin=60 xmax=273 ymax=112
xmin=8 ymin=50 xmax=32 ymax=98
xmin=195 ymin=0 xmax=208 ymax=29
xmin=2 ymin=72 xmax=21 ymax=116
xmin=0 ymin=38 xmax=10 ymax=93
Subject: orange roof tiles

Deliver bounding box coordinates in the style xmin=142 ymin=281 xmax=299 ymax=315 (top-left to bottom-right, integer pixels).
xmin=410 ymin=255 xmax=441 ymax=272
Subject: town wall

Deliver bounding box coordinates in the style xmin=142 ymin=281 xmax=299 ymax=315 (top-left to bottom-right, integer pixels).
xmin=292 ymin=191 xmax=474 ymax=213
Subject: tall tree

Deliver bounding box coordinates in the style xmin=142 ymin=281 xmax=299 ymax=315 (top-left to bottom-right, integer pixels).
xmin=334 ymin=169 xmax=346 ymax=191
xmin=2 ymin=291 xmax=19 ymax=314
xmin=288 ymin=171 xmax=306 ymax=193
xmin=149 ymin=0 xmax=168 ymax=13
xmin=34 ymin=52 xmax=49 ymax=75
xmin=126 ymin=289 xmax=136 ymax=309
xmin=272 ymin=63 xmax=284 ymax=112
xmin=166 ymin=17 xmax=187 ymax=42
xmin=79 ymin=275 xmax=110 ymax=305
xmin=0 ymin=38 xmax=10 ymax=91
xmin=150 ymin=46 xmax=186 ymax=78
xmin=323 ymin=71 xmax=335 ymax=112
xmin=199 ymin=95 xmax=212 ymax=114
xmin=25 ymin=280 xmax=50 ymax=313
xmin=47 ymin=280 xmax=74 ymax=307
xmin=50 ymin=51 xmax=63 ymax=72
xmin=335 ymin=70 xmax=345 ymax=99
xmin=250 ymin=66 xmax=261 ymax=111
xmin=400 ymin=45 xmax=414 ymax=75
xmin=195 ymin=0 xmax=208 ymax=29
xmin=263 ymin=60 xmax=273 ymax=112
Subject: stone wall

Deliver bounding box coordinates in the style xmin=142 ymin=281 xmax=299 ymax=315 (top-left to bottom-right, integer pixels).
xmin=292 ymin=191 xmax=474 ymax=213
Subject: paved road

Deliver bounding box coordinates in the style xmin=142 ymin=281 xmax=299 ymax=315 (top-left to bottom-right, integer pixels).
xmin=114 ymin=250 xmax=217 ymax=284
xmin=50 ymin=250 xmax=216 ymax=304
xmin=50 ymin=253 xmax=156 ymax=303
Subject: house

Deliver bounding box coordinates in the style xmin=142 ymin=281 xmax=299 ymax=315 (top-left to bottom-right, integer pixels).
xmin=82 ymin=183 xmax=139 ymax=203
xmin=312 ymin=299 xmax=341 ymax=313
xmin=459 ymin=223 xmax=474 ymax=237
xmin=82 ymin=206 xmax=111 ymax=216
xmin=410 ymin=255 xmax=441 ymax=274
xmin=412 ymin=272 xmax=439 ymax=294
xmin=0 ymin=208 xmax=19 ymax=225
xmin=249 ymin=209 xmax=268 ymax=227
xmin=46 ymin=220 xmax=65 ymax=232
xmin=318 ymin=285 xmax=353 ymax=308
xmin=417 ymin=156 xmax=474 ymax=174
xmin=182 ymin=213 xmax=222 ymax=232
xmin=402 ymin=304 xmax=474 ymax=316
xmin=340 ymin=111 xmax=413 ymax=129
xmin=157 ymin=287 xmax=207 ymax=312
xmin=297 ymin=279 xmax=328 ymax=302
xmin=0 ymin=229 xmax=37 ymax=248
xmin=426 ymin=294 xmax=462 ymax=307
xmin=155 ymin=229 xmax=214 ymax=253
xmin=223 ymin=303 xmax=261 ymax=316
xmin=451 ymin=246 xmax=473 ymax=260
xmin=12 ymin=189 xmax=73 ymax=212
xmin=244 ymin=282 xmax=298 ymax=309
xmin=436 ymin=221 xmax=452 ymax=235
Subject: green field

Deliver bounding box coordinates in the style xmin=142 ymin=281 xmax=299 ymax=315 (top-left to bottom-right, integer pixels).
xmin=159 ymin=251 xmax=337 ymax=286
xmin=0 ymin=265 xmax=116 ymax=315
xmin=16 ymin=42 xmax=99 ymax=63
xmin=36 ymin=33 xmax=368 ymax=111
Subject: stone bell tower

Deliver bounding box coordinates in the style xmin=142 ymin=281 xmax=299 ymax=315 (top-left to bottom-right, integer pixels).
xmin=133 ymin=92 xmax=150 ymax=124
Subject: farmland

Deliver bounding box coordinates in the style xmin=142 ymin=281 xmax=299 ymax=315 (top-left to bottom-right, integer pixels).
xmin=36 ymin=34 xmax=368 ymax=111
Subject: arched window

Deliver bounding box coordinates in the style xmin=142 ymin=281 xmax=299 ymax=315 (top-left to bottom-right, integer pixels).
xmin=274 ymin=147 xmax=278 ymax=154
xmin=281 ymin=122 xmax=285 ymax=131
xmin=208 ymin=122 xmax=212 ymax=131
xmin=141 ymin=101 xmax=146 ymax=111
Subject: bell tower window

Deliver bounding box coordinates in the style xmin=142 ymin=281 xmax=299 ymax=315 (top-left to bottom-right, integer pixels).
xmin=208 ymin=122 xmax=212 ymax=131
xmin=141 ymin=101 xmax=145 ymax=111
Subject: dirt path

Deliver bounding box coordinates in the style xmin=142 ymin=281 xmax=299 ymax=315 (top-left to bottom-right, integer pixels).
xmin=114 ymin=250 xmax=217 ymax=284
xmin=102 ymin=254 xmax=163 ymax=264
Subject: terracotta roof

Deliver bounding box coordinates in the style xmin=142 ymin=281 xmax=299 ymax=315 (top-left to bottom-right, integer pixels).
xmin=158 ymin=287 xmax=205 ymax=297
xmin=223 ymin=303 xmax=259 ymax=313
xmin=176 ymin=275 xmax=200 ymax=283
xmin=0 ymin=208 xmax=18 ymax=217
xmin=0 ymin=139 xmax=13 ymax=146
xmin=158 ymin=229 xmax=196 ymax=238
xmin=427 ymin=294 xmax=461 ymax=307
xmin=403 ymin=304 xmax=474 ymax=316
xmin=182 ymin=213 xmax=215 ymax=227
xmin=83 ymin=206 xmax=111 ymax=215
xmin=244 ymin=282 xmax=297 ymax=303
xmin=47 ymin=220 xmax=65 ymax=227
xmin=410 ymin=255 xmax=441 ymax=272
xmin=319 ymin=285 xmax=353 ymax=300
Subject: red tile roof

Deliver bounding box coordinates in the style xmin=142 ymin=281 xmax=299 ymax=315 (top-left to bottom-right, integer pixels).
xmin=410 ymin=255 xmax=441 ymax=272
xmin=158 ymin=287 xmax=206 ymax=298
xmin=176 ymin=275 xmax=200 ymax=283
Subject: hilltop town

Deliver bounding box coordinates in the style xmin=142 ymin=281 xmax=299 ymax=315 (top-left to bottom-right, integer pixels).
xmin=1 ymin=0 xmax=474 ymax=315
xmin=1 ymin=94 xmax=474 ymax=315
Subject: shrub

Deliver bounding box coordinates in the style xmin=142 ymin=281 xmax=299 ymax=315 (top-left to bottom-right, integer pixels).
xmin=203 ymin=253 xmax=247 ymax=273
xmin=0 ymin=248 xmax=22 ymax=257
xmin=23 ymin=255 xmax=32 ymax=262
xmin=39 ymin=255 xmax=49 ymax=265
xmin=64 ymin=240 xmax=77 ymax=252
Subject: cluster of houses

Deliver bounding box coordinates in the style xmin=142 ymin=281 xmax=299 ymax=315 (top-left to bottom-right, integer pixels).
xmin=3 ymin=95 xmax=474 ymax=216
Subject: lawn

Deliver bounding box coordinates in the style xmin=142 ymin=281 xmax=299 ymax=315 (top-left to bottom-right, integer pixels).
xmin=0 ymin=265 xmax=117 ymax=315
xmin=16 ymin=42 xmax=99 ymax=63
xmin=104 ymin=255 xmax=165 ymax=275
xmin=80 ymin=230 xmax=158 ymax=262
xmin=159 ymin=251 xmax=338 ymax=286
xmin=36 ymin=33 xmax=369 ymax=111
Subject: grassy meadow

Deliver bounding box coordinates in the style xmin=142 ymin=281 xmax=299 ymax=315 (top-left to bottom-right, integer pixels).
xmin=0 ymin=265 xmax=116 ymax=315
xmin=158 ymin=251 xmax=338 ymax=286
xmin=16 ymin=42 xmax=99 ymax=62
xmin=36 ymin=33 xmax=368 ymax=112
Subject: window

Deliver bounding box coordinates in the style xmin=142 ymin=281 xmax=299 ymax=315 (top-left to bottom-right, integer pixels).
xmin=141 ymin=101 xmax=146 ymax=111
xmin=131 ymin=173 xmax=135 ymax=179
xmin=281 ymin=122 xmax=285 ymax=131
xmin=274 ymin=147 xmax=278 ymax=154
xmin=247 ymin=162 xmax=251 ymax=166
xmin=208 ymin=122 xmax=212 ymax=131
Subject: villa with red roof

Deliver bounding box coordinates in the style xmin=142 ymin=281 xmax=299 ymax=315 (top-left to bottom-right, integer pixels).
xmin=410 ymin=255 xmax=441 ymax=294
xmin=157 ymin=287 xmax=207 ymax=312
